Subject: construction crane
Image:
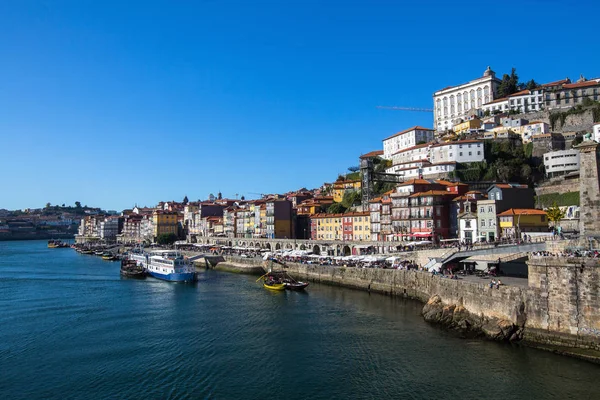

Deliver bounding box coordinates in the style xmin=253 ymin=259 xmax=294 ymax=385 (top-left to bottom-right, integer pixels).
xmin=377 ymin=105 xmax=433 ymax=112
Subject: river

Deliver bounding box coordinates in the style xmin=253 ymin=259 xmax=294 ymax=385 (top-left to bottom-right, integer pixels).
xmin=0 ymin=240 xmax=598 ymax=399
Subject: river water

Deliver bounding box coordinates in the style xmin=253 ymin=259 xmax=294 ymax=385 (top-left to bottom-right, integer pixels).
xmin=0 ymin=240 xmax=598 ymax=399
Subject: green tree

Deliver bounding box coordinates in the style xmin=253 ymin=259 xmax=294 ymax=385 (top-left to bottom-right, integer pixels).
xmin=521 ymin=164 xmax=532 ymax=183
xmin=327 ymin=203 xmax=347 ymax=214
xmin=342 ymin=190 xmax=362 ymax=208
xmin=347 ymin=166 xmax=359 ymax=173
xmin=497 ymin=68 xmax=519 ymax=98
xmin=546 ymin=202 xmax=566 ymax=228
xmin=183 ymin=195 xmax=189 ymax=204
xmin=156 ymin=233 xmax=177 ymax=245
xmin=45 ymin=202 xmax=51 ymax=208
xmin=75 ymin=201 xmax=81 ymax=208
xmin=525 ymin=79 xmax=539 ymax=90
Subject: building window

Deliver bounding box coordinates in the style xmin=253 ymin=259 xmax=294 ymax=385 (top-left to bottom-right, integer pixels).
xmin=459 ymin=152 xmax=463 ymax=156
xmin=481 ymin=220 xmax=486 ymax=227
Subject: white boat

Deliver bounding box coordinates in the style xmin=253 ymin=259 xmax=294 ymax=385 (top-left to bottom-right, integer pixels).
xmin=128 ymin=250 xmax=196 ymax=283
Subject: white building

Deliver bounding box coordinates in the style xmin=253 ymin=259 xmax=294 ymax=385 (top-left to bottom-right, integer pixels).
xmin=506 ymin=89 xmax=545 ymax=113
xmin=99 ymin=217 xmax=121 ymax=241
xmin=481 ymin=97 xmax=510 ymax=115
xmin=429 ymin=140 xmax=485 ymax=164
xmin=140 ymin=216 xmax=154 ymax=242
xmin=383 ymin=126 xmax=434 ymax=159
xmin=520 ymin=121 xmax=549 ymax=143
xmin=594 ymin=123 xmax=600 ymax=143
xmin=543 ymin=149 xmax=580 ymax=178
xmin=458 ymin=210 xmax=478 ymax=244
xmin=388 ymin=143 xmax=430 ymax=169
xmin=433 ymin=66 xmax=501 ymax=132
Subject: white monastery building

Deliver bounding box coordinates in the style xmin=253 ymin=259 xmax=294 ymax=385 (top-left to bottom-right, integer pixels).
xmin=433 ymin=67 xmax=501 ymax=132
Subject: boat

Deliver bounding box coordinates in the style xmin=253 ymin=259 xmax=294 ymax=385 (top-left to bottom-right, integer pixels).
xmin=128 ymin=250 xmax=196 ymax=283
xmin=263 ymin=280 xmax=286 ymax=291
xmin=259 ymin=258 xmax=309 ymax=291
xmin=48 ymin=239 xmax=70 ymax=248
xmin=285 ymin=281 xmax=309 ymax=291
xmin=102 ymin=253 xmax=118 ymax=261
xmin=120 ymin=259 xmax=147 ymax=279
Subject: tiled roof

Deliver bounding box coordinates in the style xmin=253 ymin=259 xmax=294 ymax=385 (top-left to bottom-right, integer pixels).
xmin=398 ymin=178 xmax=433 ymax=186
xmin=436 ymin=179 xmax=467 ymax=186
xmin=391 ymin=142 xmax=433 ymax=156
xmin=508 ymin=89 xmax=531 ymax=97
xmin=483 ymin=97 xmax=508 ymax=105
xmin=384 ymin=126 xmax=434 ymax=141
xmin=360 ymin=150 xmax=384 ymax=159
xmin=409 ymin=190 xmax=454 ymax=198
xmin=563 ymin=80 xmax=600 ymax=89
xmin=541 ymin=78 xmax=570 ymax=87
xmin=491 ymin=183 xmax=528 ymax=189
xmin=497 ymin=208 xmax=547 ymax=216
xmin=392 ymin=159 xmax=429 ymax=167
xmin=430 ymin=139 xmax=483 ymax=148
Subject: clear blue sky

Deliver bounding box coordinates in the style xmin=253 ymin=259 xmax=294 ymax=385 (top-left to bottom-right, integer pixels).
xmin=1 ymin=0 xmax=598 ymax=211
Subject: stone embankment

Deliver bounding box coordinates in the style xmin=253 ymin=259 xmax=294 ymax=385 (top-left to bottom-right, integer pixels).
xmin=212 ymin=257 xmax=600 ymax=363
xmin=206 ymin=255 xmax=265 ymax=274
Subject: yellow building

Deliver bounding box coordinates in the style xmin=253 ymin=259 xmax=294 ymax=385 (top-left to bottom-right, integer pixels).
xmin=332 ymin=180 xmax=361 ymax=203
xmin=453 ymin=118 xmax=482 ymax=134
xmin=152 ymin=210 xmax=179 ymax=238
xmin=259 ymin=205 xmax=267 ymax=238
xmin=498 ymin=208 xmax=547 ymax=238
xmin=350 ymin=212 xmax=371 ymax=241
xmin=297 ymin=196 xmax=334 ymax=215
xmin=311 ymin=213 xmax=343 ymax=241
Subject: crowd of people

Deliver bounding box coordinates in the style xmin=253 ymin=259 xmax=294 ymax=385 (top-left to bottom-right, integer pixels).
xmin=530 ymin=250 xmax=600 ymax=258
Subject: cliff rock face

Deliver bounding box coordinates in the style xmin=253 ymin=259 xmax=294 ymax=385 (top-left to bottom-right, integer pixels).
xmin=422 ymin=295 xmax=523 ymax=341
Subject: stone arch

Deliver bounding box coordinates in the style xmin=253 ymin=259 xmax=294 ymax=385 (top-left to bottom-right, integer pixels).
xmin=266 ymin=243 xmax=271 ymax=250
xmin=275 ymin=243 xmax=281 ymax=250
xmin=285 ymin=243 xmax=293 ymax=250
xmin=300 ymin=244 xmax=306 ymax=250
xmin=249 ymin=242 xmax=254 ymax=248
xmin=312 ymin=245 xmax=321 ymax=255
xmin=228 ymin=241 xmax=232 ymax=247
xmin=342 ymin=245 xmax=351 ymax=256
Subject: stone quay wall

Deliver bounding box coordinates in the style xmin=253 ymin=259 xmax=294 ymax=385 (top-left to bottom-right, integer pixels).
xmin=525 ymin=258 xmax=600 ymax=351
xmin=276 ymin=259 xmax=600 ymax=355
xmin=284 ymin=263 xmax=524 ymax=324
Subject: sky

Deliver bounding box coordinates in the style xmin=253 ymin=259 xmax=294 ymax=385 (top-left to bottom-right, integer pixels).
xmin=1 ymin=0 xmax=599 ymax=211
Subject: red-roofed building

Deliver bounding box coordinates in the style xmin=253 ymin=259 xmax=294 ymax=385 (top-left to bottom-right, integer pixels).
xmin=498 ymin=208 xmax=548 ymax=238
xmin=540 ymin=76 xmax=600 ymax=110
xmin=360 ymin=150 xmax=384 ymax=159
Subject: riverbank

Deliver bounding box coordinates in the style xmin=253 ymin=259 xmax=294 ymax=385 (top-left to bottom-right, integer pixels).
xmin=213 ymin=256 xmax=600 ymax=364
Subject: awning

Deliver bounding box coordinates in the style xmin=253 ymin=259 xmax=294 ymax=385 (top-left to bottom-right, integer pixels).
xmin=412 ymin=232 xmax=432 ymax=237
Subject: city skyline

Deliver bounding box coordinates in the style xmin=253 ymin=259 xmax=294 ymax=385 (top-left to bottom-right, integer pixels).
xmin=1 ymin=0 xmax=599 ymax=211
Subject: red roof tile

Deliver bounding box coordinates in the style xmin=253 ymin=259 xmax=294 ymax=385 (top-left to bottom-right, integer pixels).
xmin=497 ymin=208 xmax=547 ymax=216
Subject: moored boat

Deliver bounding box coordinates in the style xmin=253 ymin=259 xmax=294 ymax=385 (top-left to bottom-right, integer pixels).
xmin=120 ymin=259 xmax=147 ymax=279
xmin=285 ymin=281 xmax=309 ymax=291
xmin=102 ymin=253 xmax=118 ymax=261
xmin=128 ymin=250 xmax=196 ymax=283
xmin=263 ymin=281 xmax=286 ymax=291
